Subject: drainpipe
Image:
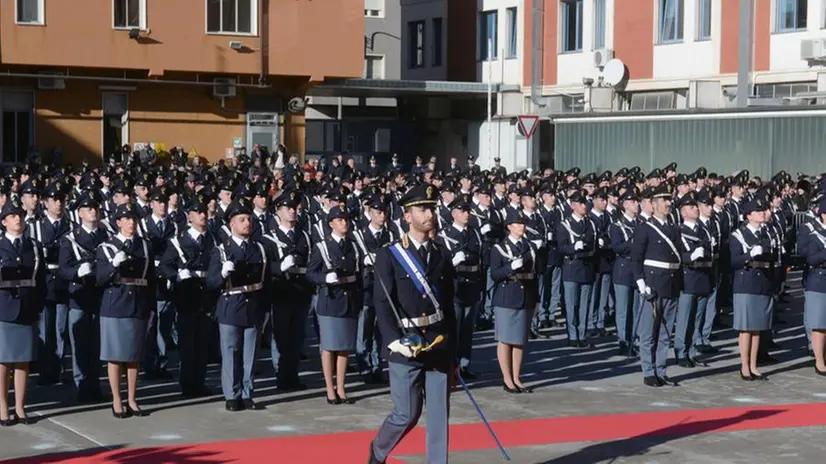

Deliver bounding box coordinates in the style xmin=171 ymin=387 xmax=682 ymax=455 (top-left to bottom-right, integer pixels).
xmin=530 ymin=0 xmax=546 ymax=109
xmin=259 ymin=0 xmax=268 ymax=86
xmin=736 ymin=0 xmax=753 ymax=107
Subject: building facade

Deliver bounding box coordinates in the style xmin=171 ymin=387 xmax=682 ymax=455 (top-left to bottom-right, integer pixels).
xmin=0 ymin=0 xmax=364 ymax=165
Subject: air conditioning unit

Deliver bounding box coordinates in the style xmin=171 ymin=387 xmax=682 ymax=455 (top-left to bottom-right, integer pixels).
xmin=38 ymin=72 xmax=66 ymax=90
xmin=213 ymin=77 xmax=236 ymax=98
xmin=801 ymin=38 xmax=826 ymax=61
xmin=593 ymin=48 xmax=614 ymax=68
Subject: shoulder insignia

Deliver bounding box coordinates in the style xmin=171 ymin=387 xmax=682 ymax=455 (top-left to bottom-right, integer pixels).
xmin=401 ymin=234 xmax=409 ymax=248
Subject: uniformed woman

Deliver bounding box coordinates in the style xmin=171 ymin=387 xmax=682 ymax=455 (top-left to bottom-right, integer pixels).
xmin=0 ymin=199 xmax=45 ymax=426
xmin=799 ymin=197 xmax=826 ymax=376
xmin=729 ymin=198 xmax=774 ymax=381
xmin=307 ymin=205 xmax=362 ymax=404
xmin=490 ymin=209 xmax=538 ymax=393
xmin=96 ymin=203 xmax=153 ymax=418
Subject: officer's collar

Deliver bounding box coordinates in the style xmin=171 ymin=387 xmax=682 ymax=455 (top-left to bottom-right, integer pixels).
xmin=683 ymin=219 xmax=697 ymax=229
xmin=651 ymin=215 xmax=668 ymax=226
xmin=746 ymin=223 xmax=761 ymax=234
xmin=81 ymin=223 xmax=98 ymax=235
xmin=330 ymin=232 xmax=345 ymax=243
xmin=187 ymin=227 xmax=205 ymax=241
xmin=4 ymin=232 xmax=23 ymax=241
xmin=452 ymin=223 xmax=466 ymax=233
xmin=507 ymin=234 xmax=522 ymax=245
xmin=571 ymin=212 xmax=584 ymax=222
xmin=116 ymin=233 xmax=133 ymax=243
xmin=623 ymin=213 xmax=636 ymax=223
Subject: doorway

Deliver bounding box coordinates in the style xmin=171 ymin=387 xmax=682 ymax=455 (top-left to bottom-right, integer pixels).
xmin=102 ymin=92 xmax=129 ymax=160
xmin=1 ymin=90 xmax=34 ymax=164
xmin=246 ymin=112 xmax=280 ymax=154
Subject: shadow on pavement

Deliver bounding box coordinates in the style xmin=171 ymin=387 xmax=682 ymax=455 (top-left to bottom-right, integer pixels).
xmin=3 ymin=444 xmax=230 ymax=464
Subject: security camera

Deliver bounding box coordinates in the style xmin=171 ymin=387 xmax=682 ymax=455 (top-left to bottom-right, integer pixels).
xmin=582 ymin=76 xmax=595 ymax=87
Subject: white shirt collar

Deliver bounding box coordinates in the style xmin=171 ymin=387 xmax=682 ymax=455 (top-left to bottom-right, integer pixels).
xmin=652 ymin=215 xmax=668 ymax=226
xmin=623 ymin=213 xmax=636 ymax=222
xmin=152 ymin=214 xmax=165 ymax=224
xmin=591 ymin=209 xmax=604 ymax=217
xmin=279 ymin=224 xmax=294 ymax=235
xmin=330 ymin=232 xmax=345 ymax=243
xmin=683 ymin=219 xmax=697 ymax=229
xmin=231 ymin=235 xmax=247 ymax=247
xmin=187 ymin=227 xmax=205 ymax=241
xmin=746 ymin=223 xmax=761 ymax=234
xmin=406 ymin=233 xmax=428 ymax=250
xmin=5 ymin=232 xmax=22 ymax=241
xmin=116 ymin=233 xmax=131 ymax=243
xmin=507 ymin=234 xmax=521 ymax=245
xmin=452 ymin=223 xmax=466 ymax=233
xmin=571 ymin=212 xmax=584 ymax=222
xmin=368 ymin=224 xmax=383 ymax=235
xmin=45 ymin=212 xmax=62 ymax=224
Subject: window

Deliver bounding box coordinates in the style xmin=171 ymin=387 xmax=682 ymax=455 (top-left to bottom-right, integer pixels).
xmin=480 ymin=10 xmax=498 ymax=60
xmin=561 ymin=0 xmax=582 ymax=52
xmin=408 ymin=21 xmax=425 ymax=68
xmin=207 ymin=0 xmax=255 ymax=35
xmin=432 ymin=18 xmax=443 ymax=66
xmin=364 ymin=0 xmax=383 ymax=18
xmin=697 ymin=0 xmax=711 ymax=39
xmin=506 ymin=7 xmax=518 ymax=58
xmin=16 ymin=0 xmax=43 ymax=25
xmin=364 ymin=55 xmax=385 ymax=79
xmin=594 ymin=0 xmax=606 ymax=49
xmin=630 ymin=91 xmax=676 ymax=110
xmin=113 ymin=0 xmax=145 ymax=29
xmin=776 ymin=0 xmax=807 ymax=32
xmin=2 ymin=91 xmax=34 ymax=164
xmin=659 ymin=0 xmax=684 ymax=43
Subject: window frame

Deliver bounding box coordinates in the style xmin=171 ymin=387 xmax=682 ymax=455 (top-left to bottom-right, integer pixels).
xmin=15 ymin=0 xmax=44 ymax=26
xmin=364 ymin=0 xmax=384 ymax=18
xmin=479 ymin=9 xmax=499 ymax=61
xmin=697 ymin=0 xmax=712 ymax=40
xmin=657 ymin=0 xmax=685 ymax=44
xmin=506 ymin=7 xmax=518 ymax=58
xmin=205 ymin=0 xmax=258 ymax=36
xmin=560 ymin=0 xmax=583 ymax=53
xmin=775 ymin=0 xmax=808 ymax=33
xmin=432 ymin=17 xmax=443 ymax=66
xmin=112 ymin=0 xmax=147 ymax=31
xmin=593 ymin=0 xmax=606 ymax=49
xmin=408 ymin=20 xmax=426 ymax=69
xmin=364 ymin=54 xmax=386 ymax=79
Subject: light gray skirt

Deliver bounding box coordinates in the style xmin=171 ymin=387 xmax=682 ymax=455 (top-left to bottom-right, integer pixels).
xmin=805 ymin=291 xmax=826 ymax=330
xmin=318 ymin=315 xmax=357 ymax=352
xmin=100 ymin=316 xmax=147 ymax=363
xmin=0 ymin=321 xmax=37 ymax=363
xmin=732 ymin=293 xmax=773 ymax=332
xmin=494 ymin=306 xmax=533 ymax=346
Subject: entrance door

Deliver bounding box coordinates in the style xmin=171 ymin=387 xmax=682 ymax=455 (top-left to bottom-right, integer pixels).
xmin=1 ymin=90 xmax=34 ymax=164
xmin=246 ymin=112 xmax=280 ymax=153
xmin=102 ymin=92 xmax=129 ymax=161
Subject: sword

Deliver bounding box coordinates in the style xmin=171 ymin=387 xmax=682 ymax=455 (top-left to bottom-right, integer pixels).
xmin=457 ymin=373 xmax=511 ymax=461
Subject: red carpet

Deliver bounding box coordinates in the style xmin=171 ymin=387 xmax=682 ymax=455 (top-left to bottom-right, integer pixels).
xmin=10 ymin=402 xmax=826 ymax=463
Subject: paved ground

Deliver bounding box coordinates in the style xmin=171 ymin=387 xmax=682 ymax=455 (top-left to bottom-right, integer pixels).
xmin=3 ymin=272 xmax=826 ymax=463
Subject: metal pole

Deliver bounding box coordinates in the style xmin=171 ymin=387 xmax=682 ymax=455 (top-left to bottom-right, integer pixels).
xmin=736 ymin=0 xmax=753 ymax=107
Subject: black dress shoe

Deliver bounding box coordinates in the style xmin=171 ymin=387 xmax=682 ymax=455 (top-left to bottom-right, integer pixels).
xmin=126 ymin=405 xmax=149 ymax=417
xmin=225 ymin=400 xmax=244 ymax=412
xmin=740 ymin=371 xmax=755 ymax=381
xmin=658 ymin=376 xmax=678 ymax=387
xmin=503 ymin=383 xmax=521 ymax=394
xmin=577 ymin=340 xmax=593 ymax=349
xmin=816 ymin=367 xmax=826 ymax=377
xmin=515 ymin=385 xmax=533 ymax=393
xmin=326 ymin=395 xmax=341 ymax=405
xmin=111 ymin=406 xmax=129 ymax=419
xmin=243 ymin=399 xmax=259 ymax=410
xmin=368 ymin=441 xmax=385 ymax=464
xmin=677 ymin=358 xmax=695 ymax=368
xmin=750 ymin=371 xmax=769 ymax=381
xmin=568 ymin=340 xmax=579 ymax=348
xmin=643 ymin=376 xmax=661 ymax=387
xmin=336 ymin=394 xmax=356 ymax=405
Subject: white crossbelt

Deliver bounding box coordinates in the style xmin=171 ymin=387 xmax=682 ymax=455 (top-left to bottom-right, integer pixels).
xmin=401 ymin=310 xmax=444 ymax=329
xmin=643 ymin=259 xmax=681 ymax=270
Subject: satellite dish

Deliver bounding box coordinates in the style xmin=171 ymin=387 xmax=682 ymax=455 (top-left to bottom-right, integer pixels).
xmin=287 ymin=97 xmax=307 ymax=114
xmin=601 ymin=58 xmax=626 ymax=87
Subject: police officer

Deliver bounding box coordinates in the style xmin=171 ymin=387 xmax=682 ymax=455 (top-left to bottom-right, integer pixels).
xmin=439 ymin=193 xmax=483 ymax=379
xmin=632 ymin=184 xmax=682 ymax=387
xmin=159 ymin=194 xmax=216 ymax=398
xmin=799 ymin=196 xmax=826 ymax=375
xmin=610 ymin=190 xmax=641 ymax=356
xmin=264 ymin=190 xmax=313 ymax=391
xmin=206 ymin=197 xmax=269 ymax=412
xmin=96 ymin=203 xmax=153 ymax=418
xmin=370 ymin=183 xmax=457 ymax=464
xmin=588 ymin=187 xmax=614 ymax=338
xmin=538 ymin=184 xmax=562 ymax=330
xmin=60 ymin=191 xmax=109 ymax=403
xmin=473 ymin=185 xmax=504 ymax=330
xmin=0 ymin=199 xmax=46 ymax=426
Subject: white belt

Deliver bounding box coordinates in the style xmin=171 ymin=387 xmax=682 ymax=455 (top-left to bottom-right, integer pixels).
xmin=47 ymin=264 xmax=60 ymax=270
xmin=456 ymin=265 xmax=480 ymax=273
xmin=334 ymin=275 xmax=357 ymax=284
xmin=644 ymin=259 xmax=681 ymax=270
xmin=191 ymin=270 xmax=207 ymax=278
xmin=289 ymin=267 xmax=307 ymax=274
xmin=116 ymin=277 xmax=148 ymax=286
xmin=400 ymin=310 xmax=443 ymax=329
xmin=514 ymin=273 xmax=535 ymax=280
xmin=0 ymin=279 xmax=35 ymax=288
xmin=748 ymin=261 xmax=772 ymax=269
xmin=224 ymin=282 xmax=264 ymax=295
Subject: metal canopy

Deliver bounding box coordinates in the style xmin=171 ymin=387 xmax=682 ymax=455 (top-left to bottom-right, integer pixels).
xmin=309 ymin=78 xmax=521 ymax=98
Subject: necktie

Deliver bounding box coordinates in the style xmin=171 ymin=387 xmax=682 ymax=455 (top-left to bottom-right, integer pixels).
xmin=158 ymin=220 xmax=164 ymax=235
xmin=124 ymin=239 xmax=132 ymax=251
xmin=53 ymin=221 xmax=60 ymax=235
xmin=375 ymin=230 xmax=382 ymax=243
xmin=418 ymin=243 xmax=428 ymax=264
xmin=13 ymin=238 xmax=21 ymax=254
xmin=196 ymin=234 xmax=204 ymax=249
xmin=287 ymin=229 xmax=296 ymax=242
xmin=241 ymin=241 xmax=248 ymax=253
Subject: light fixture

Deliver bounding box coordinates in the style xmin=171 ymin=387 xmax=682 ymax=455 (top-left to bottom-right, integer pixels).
xmin=229 ymin=41 xmax=243 ymax=50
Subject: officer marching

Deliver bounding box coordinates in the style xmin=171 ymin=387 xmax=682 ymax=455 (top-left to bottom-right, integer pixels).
xmin=370 ymin=183 xmax=457 ymax=464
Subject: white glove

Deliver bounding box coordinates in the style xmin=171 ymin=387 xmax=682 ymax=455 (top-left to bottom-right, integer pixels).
xmin=480 ymin=224 xmax=491 ymax=235
xmin=546 ymin=232 xmax=554 ymax=241
xmin=636 ymin=279 xmax=652 ymax=296
xmin=280 ymin=255 xmax=296 ymax=271
xmin=750 ymin=246 xmax=764 ymax=257
xmin=598 ymin=238 xmax=605 ymax=247
xmin=452 ymin=251 xmax=466 ymax=266
xmin=690 ymin=248 xmax=705 ymax=261
xmin=510 ymin=258 xmax=524 ymax=270
xmin=574 ymin=241 xmax=585 ymax=251
xmin=388 ymin=339 xmax=415 ymax=358
xmin=221 ymin=261 xmax=235 ymax=278
xmin=531 ymin=240 xmax=543 ymax=249
xmin=77 ymin=263 xmax=93 ymax=277
xmin=711 ymin=238 xmax=717 ymax=248
xmin=325 ymin=272 xmax=339 ymax=284
xmin=178 ymin=269 xmax=193 ymax=281
xmin=112 ymin=251 xmax=127 ymax=267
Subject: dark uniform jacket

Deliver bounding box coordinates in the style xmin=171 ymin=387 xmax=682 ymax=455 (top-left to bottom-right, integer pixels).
xmin=30 ymin=214 xmax=72 ymax=302
xmin=557 ymin=214 xmax=598 ymax=284
xmin=139 ymin=215 xmax=178 ymax=301
xmin=631 ymin=217 xmax=684 ymax=300
xmin=307 ymin=234 xmax=363 ymax=318
xmin=159 ymin=228 xmax=218 ymax=314
xmin=590 ymin=210 xmax=614 ymax=274
xmin=96 ymin=235 xmax=156 ymax=320
xmin=730 ymin=224 xmax=777 ymax=296
xmin=206 ymin=237 xmax=270 ymax=327
xmin=59 ymin=225 xmax=109 ymax=311
xmin=679 ymin=221 xmax=714 ymax=296
xmin=262 ymin=225 xmax=314 ymax=303
xmin=439 ymin=224 xmax=483 ymax=305
xmin=799 ymin=220 xmax=826 ymax=293
xmin=353 ymin=224 xmax=396 ymax=307
xmin=610 ymin=214 xmax=639 ymax=287
xmin=490 ymin=237 xmax=539 ymax=310
xmin=0 ymin=234 xmax=46 ymax=325
xmin=539 ymin=204 xmax=562 ymax=268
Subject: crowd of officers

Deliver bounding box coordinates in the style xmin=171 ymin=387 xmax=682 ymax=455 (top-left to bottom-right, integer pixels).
xmin=1 ymin=152 xmax=826 ymax=435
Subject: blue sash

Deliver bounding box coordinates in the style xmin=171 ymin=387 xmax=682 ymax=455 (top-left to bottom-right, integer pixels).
xmin=389 ymin=243 xmax=441 ymax=310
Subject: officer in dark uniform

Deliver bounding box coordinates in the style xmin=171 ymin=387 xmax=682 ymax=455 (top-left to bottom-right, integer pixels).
xmin=491 ymin=157 xmax=507 ymax=177
xmin=96 ymin=203 xmax=154 ymax=418
xmin=0 ymin=198 xmax=46 ymax=426
xmin=695 ymin=187 xmax=722 ymax=354
xmin=206 ymin=197 xmax=269 ymax=412
xmin=438 ymin=193 xmax=482 ymax=379
xmin=610 ymin=190 xmax=641 ymax=356
xmin=538 ymin=184 xmax=562 ymax=329
xmin=370 ymin=183 xmax=457 ymax=464
xmin=59 ymin=191 xmax=109 ymax=403
xmin=263 ymin=190 xmax=314 ymax=391
xmin=588 ymin=187 xmax=614 ymax=337
xmin=159 ymin=194 xmax=216 ymax=398
xmin=473 ymin=185 xmax=504 ymax=329
xmin=632 ymin=184 xmax=683 ymax=387
xmin=32 ymin=181 xmax=72 ymax=385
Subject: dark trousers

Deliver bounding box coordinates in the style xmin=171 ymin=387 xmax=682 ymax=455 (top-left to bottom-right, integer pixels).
xmin=271 ymin=295 xmax=312 ymax=383
xmin=178 ymin=310 xmax=213 ymax=393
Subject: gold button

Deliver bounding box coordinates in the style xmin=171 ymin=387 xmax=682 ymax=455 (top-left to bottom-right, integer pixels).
xmin=344 ymin=291 xmax=348 ymax=295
